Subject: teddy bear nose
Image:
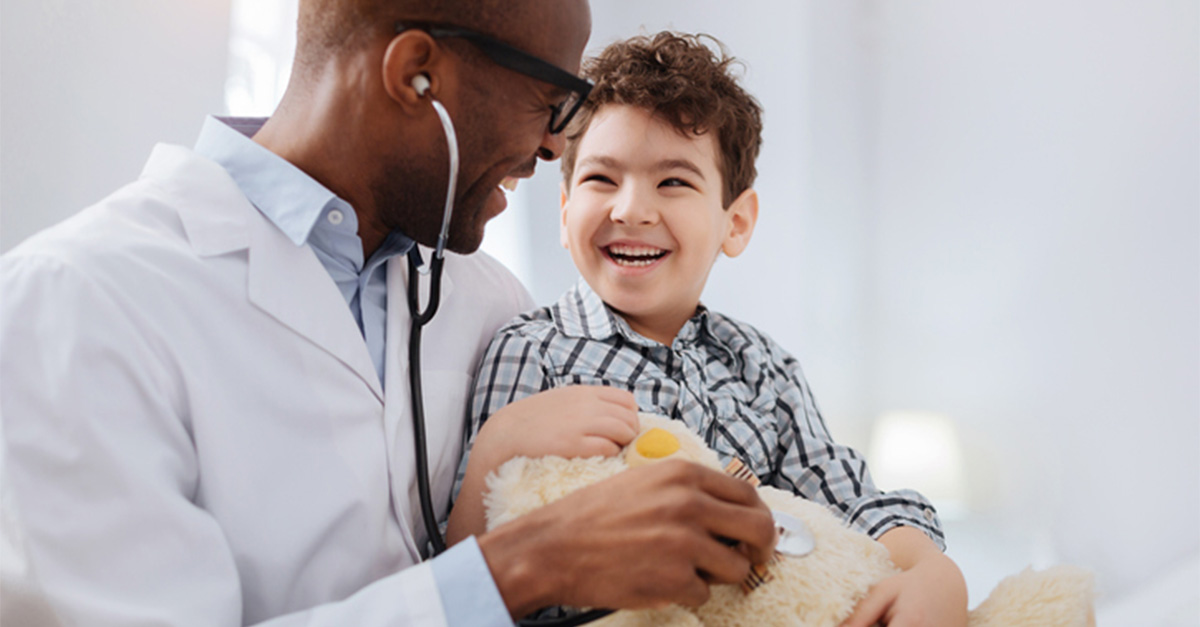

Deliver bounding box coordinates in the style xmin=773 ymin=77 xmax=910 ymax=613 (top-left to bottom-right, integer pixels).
xmin=635 ymin=428 xmax=680 ymax=458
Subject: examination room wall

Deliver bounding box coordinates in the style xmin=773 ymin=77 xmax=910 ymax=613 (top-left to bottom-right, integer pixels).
xmin=0 ymin=1 xmax=232 ymax=252
xmin=2 ymin=0 xmax=1198 ymax=623
xmin=506 ymin=2 xmax=1199 ymax=617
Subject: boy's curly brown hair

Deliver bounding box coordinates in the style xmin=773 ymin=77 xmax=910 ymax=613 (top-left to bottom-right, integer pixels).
xmin=561 ymin=31 xmax=763 ymax=208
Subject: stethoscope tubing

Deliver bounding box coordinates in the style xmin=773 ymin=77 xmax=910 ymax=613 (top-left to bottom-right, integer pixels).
xmin=407 ymin=88 xmax=614 ymax=626
xmin=408 ymin=250 xmax=448 ymax=556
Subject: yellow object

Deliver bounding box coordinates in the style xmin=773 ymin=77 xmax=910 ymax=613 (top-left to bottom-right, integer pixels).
xmin=635 ymin=428 xmax=680 ymax=458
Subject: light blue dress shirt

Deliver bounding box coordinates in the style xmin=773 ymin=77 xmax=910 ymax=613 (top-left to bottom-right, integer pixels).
xmin=193 ymin=116 xmax=514 ymax=627
xmin=194 ymin=116 xmax=412 ymax=384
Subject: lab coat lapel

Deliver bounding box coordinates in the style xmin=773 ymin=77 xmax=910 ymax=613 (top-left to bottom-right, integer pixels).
xmin=149 ymin=143 xmax=386 ymax=403
xmin=156 ymin=143 xmax=384 ymax=404
xmin=246 ymin=213 xmax=385 ymax=405
xmin=384 ymin=248 xmax=455 ymax=557
xmin=144 ymin=144 xmax=251 ymax=257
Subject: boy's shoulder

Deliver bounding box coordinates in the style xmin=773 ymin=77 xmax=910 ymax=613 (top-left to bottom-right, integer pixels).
xmin=495 ymin=303 xmax=558 ymax=339
xmin=700 ymin=306 xmax=803 ymax=370
xmin=702 ymin=306 xmax=777 ymax=349
xmin=486 ymin=297 xmax=606 ymax=367
xmin=496 ymin=281 xmax=619 ymax=342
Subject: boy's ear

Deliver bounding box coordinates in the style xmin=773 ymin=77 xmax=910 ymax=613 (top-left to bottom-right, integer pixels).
xmin=559 ymin=181 xmax=570 ymax=249
xmin=721 ymin=188 xmax=759 ymax=258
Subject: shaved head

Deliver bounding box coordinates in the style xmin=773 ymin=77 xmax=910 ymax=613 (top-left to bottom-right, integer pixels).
xmin=295 ymin=0 xmax=565 ymax=78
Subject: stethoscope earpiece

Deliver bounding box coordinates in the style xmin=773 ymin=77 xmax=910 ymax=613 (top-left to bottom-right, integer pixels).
xmin=412 ymin=73 xmax=431 ymax=97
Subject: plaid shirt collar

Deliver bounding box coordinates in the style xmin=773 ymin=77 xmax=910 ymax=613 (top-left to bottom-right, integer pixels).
xmin=554 ymin=279 xmax=716 ymax=348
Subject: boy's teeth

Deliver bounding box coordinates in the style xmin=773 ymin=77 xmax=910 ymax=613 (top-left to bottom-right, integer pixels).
xmin=607 ymin=244 xmax=667 ymax=267
xmin=609 ymin=244 xmax=664 ymax=257
xmin=501 ymin=177 xmax=518 ymax=192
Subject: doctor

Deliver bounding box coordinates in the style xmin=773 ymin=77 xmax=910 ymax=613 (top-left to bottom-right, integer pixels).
xmin=0 ymin=0 xmax=778 ymax=625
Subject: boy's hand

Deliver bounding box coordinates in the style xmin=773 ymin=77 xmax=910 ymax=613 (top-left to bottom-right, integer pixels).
xmin=840 ymin=527 xmax=968 ymax=627
xmin=472 ymin=385 xmax=640 ymax=471
xmin=446 ymin=385 xmax=638 ymax=545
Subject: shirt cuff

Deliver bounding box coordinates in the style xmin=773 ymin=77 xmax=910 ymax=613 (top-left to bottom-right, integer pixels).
xmin=431 ymin=536 xmax=514 ymax=627
xmin=844 ymin=488 xmax=947 ymax=551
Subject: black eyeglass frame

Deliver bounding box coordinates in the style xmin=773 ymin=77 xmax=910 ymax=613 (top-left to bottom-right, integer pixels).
xmin=395 ymin=21 xmax=593 ymax=134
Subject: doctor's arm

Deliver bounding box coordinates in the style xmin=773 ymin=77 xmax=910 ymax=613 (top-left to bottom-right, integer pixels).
xmin=0 ymin=257 xmax=500 ymax=627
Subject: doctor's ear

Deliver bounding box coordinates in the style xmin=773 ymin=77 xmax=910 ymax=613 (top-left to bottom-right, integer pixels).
xmin=721 ymin=188 xmax=759 ymax=258
xmin=382 ymin=29 xmax=443 ymax=107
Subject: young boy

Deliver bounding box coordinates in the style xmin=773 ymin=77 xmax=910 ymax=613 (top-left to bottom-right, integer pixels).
xmin=449 ymin=32 xmax=968 ymax=625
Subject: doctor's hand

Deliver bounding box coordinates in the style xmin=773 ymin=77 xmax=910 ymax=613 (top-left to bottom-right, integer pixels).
xmin=446 ymin=385 xmax=638 ymax=545
xmin=478 ymin=459 xmax=779 ymax=619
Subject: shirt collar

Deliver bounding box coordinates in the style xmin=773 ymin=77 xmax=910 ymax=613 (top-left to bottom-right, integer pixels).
xmin=193 ymin=116 xmax=346 ymax=247
xmin=554 ymin=279 xmax=717 ymax=348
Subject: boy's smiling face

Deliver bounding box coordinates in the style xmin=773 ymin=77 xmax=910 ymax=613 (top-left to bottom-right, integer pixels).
xmin=561 ymin=104 xmax=758 ymax=344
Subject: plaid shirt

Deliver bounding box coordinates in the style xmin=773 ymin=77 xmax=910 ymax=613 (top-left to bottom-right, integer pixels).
xmin=462 ymin=280 xmax=945 ymax=547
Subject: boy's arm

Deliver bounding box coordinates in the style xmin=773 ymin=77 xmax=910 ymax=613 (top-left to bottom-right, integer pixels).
xmin=769 ymin=349 xmax=945 ymax=547
xmin=446 ymin=329 xmax=638 ymax=545
xmin=767 ymin=344 xmax=966 ymax=625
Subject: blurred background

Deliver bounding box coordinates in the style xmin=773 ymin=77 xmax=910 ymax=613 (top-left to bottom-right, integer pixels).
xmin=2 ymin=1 xmax=1196 ymax=623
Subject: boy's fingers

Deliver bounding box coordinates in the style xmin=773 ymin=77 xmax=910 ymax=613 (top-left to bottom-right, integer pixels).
xmin=840 ymin=585 xmax=894 ymax=627
xmin=561 ymin=385 xmax=640 ymax=432
xmin=579 ymin=435 xmax=623 ymax=458
xmin=578 ymin=384 xmax=639 ymax=412
xmin=584 ymin=415 xmax=639 ymax=446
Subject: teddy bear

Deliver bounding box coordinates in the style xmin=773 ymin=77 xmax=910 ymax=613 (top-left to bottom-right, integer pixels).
xmin=484 ymin=413 xmax=1095 ymax=627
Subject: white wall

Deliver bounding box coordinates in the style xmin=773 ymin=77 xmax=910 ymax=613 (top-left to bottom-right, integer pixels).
xmin=0 ymin=0 xmax=232 ymax=252
xmin=870 ymin=0 xmax=1199 ymax=604
xmin=549 ymin=0 xmax=1200 ymax=613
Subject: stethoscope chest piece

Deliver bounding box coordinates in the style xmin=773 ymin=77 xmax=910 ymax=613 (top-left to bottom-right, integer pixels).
xmin=772 ymin=510 xmax=816 ymax=557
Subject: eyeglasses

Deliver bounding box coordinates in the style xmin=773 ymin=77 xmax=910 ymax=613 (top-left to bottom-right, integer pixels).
xmin=395 ymin=21 xmax=593 ymax=134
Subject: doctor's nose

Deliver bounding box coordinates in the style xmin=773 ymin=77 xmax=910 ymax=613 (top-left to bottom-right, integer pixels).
xmin=537 ymin=126 xmax=566 ymax=161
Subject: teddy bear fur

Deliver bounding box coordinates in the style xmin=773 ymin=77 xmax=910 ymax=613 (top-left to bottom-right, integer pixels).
xmin=484 ymin=414 xmax=1095 ymax=627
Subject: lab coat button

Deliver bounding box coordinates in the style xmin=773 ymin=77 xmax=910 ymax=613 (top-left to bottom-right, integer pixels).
xmin=327 ymin=209 xmax=344 ymax=225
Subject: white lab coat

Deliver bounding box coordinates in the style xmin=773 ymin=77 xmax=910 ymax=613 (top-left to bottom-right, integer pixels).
xmin=0 ymin=143 xmax=533 ymax=626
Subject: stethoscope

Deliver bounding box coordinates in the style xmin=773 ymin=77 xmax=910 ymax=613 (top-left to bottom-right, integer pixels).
xmin=405 ymin=73 xmax=614 ymax=626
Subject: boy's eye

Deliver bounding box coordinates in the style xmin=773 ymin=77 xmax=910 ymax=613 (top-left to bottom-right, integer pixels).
xmin=581 ymin=174 xmax=615 ymax=185
xmin=659 ymin=178 xmax=693 ymax=189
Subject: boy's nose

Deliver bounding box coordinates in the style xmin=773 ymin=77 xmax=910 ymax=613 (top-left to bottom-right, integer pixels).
xmin=610 ymin=188 xmax=658 ymax=226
